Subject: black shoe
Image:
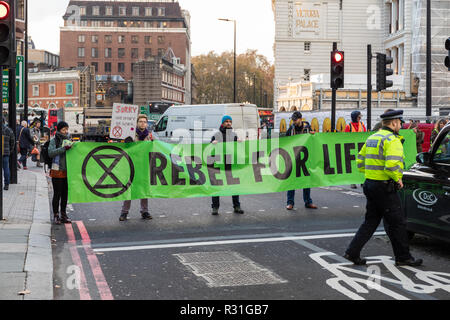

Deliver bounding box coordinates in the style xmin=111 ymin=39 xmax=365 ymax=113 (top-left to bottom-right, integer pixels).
xmin=141 ymin=212 xmax=152 ymax=220
xmin=395 ymin=258 xmax=423 ymax=267
xmin=119 ymin=213 xmax=128 ymax=221
xmin=351 ymin=184 xmax=357 ymax=189
xmin=4 ymin=185 xmax=8 ymax=190
xmin=211 ymin=207 xmax=219 ymax=215
xmin=234 ymin=206 xmax=244 ymax=214
xmin=343 ymin=254 xmax=367 ymax=265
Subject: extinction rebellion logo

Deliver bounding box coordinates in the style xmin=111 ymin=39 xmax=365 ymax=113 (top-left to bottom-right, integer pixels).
xmin=82 ymin=146 xmax=135 ymax=198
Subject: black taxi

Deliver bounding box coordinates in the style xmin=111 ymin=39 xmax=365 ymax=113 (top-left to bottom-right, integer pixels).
xmin=401 ymin=122 xmax=450 ymax=243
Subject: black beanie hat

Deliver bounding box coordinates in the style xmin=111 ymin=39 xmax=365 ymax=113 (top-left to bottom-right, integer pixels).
xmin=57 ymin=121 xmax=69 ymax=132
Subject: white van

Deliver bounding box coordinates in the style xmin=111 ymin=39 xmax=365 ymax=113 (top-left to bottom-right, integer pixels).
xmin=152 ymin=104 xmax=261 ymax=144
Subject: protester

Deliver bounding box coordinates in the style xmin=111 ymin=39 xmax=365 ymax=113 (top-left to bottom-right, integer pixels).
xmin=210 ymin=115 xmax=244 ymax=216
xmin=286 ymin=111 xmax=318 ymax=210
xmin=408 ymin=122 xmax=425 ymax=153
xmin=48 ymin=121 xmax=73 ymax=225
xmin=120 ymin=114 xmax=154 ymax=221
xmin=2 ymin=118 xmax=15 ymax=190
xmin=345 ymin=111 xmax=367 ymax=133
xmin=431 ymin=118 xmax=447 ymax=144
xmin=17 ymin=120 xmax=35 ymax=170
xmin=30 ymin=118 xmax=43 ymax=167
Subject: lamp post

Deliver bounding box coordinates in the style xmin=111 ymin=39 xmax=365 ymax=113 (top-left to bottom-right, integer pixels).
xmin=218 ymin=18 xmax=236 ymax=103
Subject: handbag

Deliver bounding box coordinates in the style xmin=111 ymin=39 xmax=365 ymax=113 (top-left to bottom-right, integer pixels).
xmin=31 ymin=146 xmax=39 ymax=155
xmin=17 ymin=127 xmax=24 ymax=154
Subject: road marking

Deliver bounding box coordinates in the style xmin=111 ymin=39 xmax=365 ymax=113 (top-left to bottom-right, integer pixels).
xmin=93 ymin=231 xmax=386 ymax=253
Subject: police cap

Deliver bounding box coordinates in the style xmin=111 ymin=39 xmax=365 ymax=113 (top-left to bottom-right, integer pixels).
xmin=380 ymin=109 xmax=404 ymax=122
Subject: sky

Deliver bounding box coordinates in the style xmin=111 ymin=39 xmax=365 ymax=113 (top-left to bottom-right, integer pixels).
xmin=28 ymin=0 xmax=275 ymax=63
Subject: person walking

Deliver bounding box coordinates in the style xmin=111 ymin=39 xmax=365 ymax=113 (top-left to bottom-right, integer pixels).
xmin=286 ymin=111 xmax=318 ymax=210
xmin=30 ymin=118 xmax=43 ymax=167
xmin=119 ymin=114 xmax=154 ymax=221
xmin=48 ymin=121 xmax=73 ymax=225
xmin=344 ymin=109 xmax=423 ymax=267
xmin=2 ymin=118 xmax=15 ymax=190
xmin=210 ymin=115 xmax=244 ymax=216
xmin=17 ymin=120 xmax=35 ymax=170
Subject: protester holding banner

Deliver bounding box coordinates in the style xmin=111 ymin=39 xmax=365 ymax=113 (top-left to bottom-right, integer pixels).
xmin=346 ymin=111 xmax=367 ymax=189
xmin=286 ymin=111 xmax=318 ymax=210
xmin=120 ymin=114 xmax=154 ymax=221
xmin=210 ymin=115 xmax=244 ymax=215
xmin=344 ymin=109 xmax=423 ymax=267
xmin=48 ymin=121 xmax=73 ymax=225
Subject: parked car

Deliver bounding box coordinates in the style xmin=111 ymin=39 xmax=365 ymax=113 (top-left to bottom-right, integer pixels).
xmin=400 ymin=122 xmax=450 ymax=243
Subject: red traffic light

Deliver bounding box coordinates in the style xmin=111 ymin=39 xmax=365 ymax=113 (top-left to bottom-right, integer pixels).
xmin=333 ymin=52 xmax=343 ymax=63
xmin=0 ymin=1 xmax=10 ymax=20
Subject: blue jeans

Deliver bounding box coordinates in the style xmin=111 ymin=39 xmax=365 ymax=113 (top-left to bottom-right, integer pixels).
xmin=287 ymin=188 xmax=312 ymax=207
xmin=3 ymin=156 xmax=10 ymax=186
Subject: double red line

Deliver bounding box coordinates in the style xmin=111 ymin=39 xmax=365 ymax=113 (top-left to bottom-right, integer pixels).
xmin=65 ymin=221 xmax=114 ymax=300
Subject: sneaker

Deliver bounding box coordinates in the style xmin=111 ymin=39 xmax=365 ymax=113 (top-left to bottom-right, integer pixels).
xmin=395 ymin=258 xmax=423 ymax=267
xmin=343 ymin=254 xmax=367 ymax=265
xmin=141 ymin=212 xmax=152 ymax=220
xmin=286 ymin=204 xmax=294 ymax=210
xmin=351 ymin=184 xmax=357 ymax=189
xmin=4 ymin=185 xmax=9 ymax=190
xmin=119 ymin=213 xmax=128 ymax=221
xmin=234 ymin=206 xmax=244 ymax=214
xmin=211 ymin=207 xmax=219 ymax=216
xmin=17 ymin=161 xmax=22 ymax=169
xmin=23 ymin=167 xmax=28 ymax=170
xmin=305 ymin=203 xmax=318 ymax=209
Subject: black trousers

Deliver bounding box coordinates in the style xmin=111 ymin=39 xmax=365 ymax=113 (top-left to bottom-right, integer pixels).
xmin=212 ymin=196 xmax=240 ymax=209
xmin=346 ymin=179 xmax=412 ymax=261
xmin=52 ymin=178 xmax=68 ymax=215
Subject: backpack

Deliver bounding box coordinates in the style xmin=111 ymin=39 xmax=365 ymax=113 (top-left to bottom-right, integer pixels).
xmin=41 ymin=140 xmax=52 ymax=170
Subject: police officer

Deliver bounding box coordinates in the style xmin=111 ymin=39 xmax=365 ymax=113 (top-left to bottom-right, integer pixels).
xmin=344 ymin=109 xmax=423 ymax=267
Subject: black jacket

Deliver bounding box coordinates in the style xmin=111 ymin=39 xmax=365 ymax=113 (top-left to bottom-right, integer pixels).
xmin=2 ymin=124 xmax=15 ymax=156
xmin=286 ymin=123 xmax=310 ymax=136
xmin=211 ymin=125 xmax=238 ymax=143
xmin=17 ymin=126 xmax=35 ymax=150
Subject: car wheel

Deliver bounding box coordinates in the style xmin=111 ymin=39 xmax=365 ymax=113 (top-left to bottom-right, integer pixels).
xmin=407 ymin=231 xmax=415 ymax=241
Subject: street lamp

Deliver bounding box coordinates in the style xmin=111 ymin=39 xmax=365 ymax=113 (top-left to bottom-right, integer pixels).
xmin=218 ymin=18 xmax=236 ymax=103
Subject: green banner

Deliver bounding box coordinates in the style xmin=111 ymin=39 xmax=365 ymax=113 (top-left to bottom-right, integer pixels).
xmin=67 ymin=131 xmax=417 ymax=204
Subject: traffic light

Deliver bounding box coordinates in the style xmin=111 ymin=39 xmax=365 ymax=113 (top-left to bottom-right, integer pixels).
xmin=445 ymin=37 xmax=450 ymax=71
xmin=376 ymin=53 xmax=394 ymax=91
xmin=0 ymin=0 xmax=14 ymax=68
xmin=330 ymin=50 xmax=344 ymax=89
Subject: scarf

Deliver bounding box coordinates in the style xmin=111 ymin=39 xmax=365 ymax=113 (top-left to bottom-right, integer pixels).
xmin=136 ymin=128 xmax=149 ymax=141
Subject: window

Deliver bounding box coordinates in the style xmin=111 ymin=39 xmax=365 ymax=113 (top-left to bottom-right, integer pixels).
xmin=78 ymin=47 xmax=85 ymax=57
xmin=119 ymin=7 xmax=126 ymax=16
xmin=105 ymin=62 xmax=112 ymax=73
xmin=118 ymin=63 xmax=125 ymax=73
xmin=32 ymin=85 xmax=39 ymax=97
xmin=66 ymin=83 xmax=73 ymax=95
xmin=158 ymin=48 xmax=165 ymax=56
xmin=145 ymin=7 xmax=152 ymax=16
xmin=92 ymin=6 xmax=100 ymax=16
xmin=131 ymin=48 xmax=139 ymax=59
xmin=118 ymin=48 xmax=125 ymax=58
xmin=131 ymin=36 xmax=139 ymax=44
xmin=132 ymin=7 xmax=140 ymax=16
xmin=78 ymin=35 xmax=85 ymax=43
xmin=91 ymin=20 xmax=101 ymax=27
xmin=77 ymin=62 xmax=85 ymax=67
xmin=118 ymin=35 xmax=125 ymax=43
xmin=106 ymin=6 xmax=113 ymax=16
xmin=154 ymin=116 xmax=168 ymax=132
xmin=145 ymin=36 xmax=152 ymax=44
xmin=92 ymin=47 xmax=98 ymax=58
xmin=80 ymin=20 xmax=87 ymax=27
xmin=80 ymin=6 xmax=86 ymax=15
xmin=304 ymin=41 xmax=311 ymax=53
xmin=145 ymin=48 xmax=152 ymax=58
xmin=144 ymin=21 xmax=152 ymax=28
xmin=304 ymin=69 xmax=311 ymax=81
xmin=105 ymin=35 xmax=112 ymax=43
xmin=159 ymin=21 xmax=168 ymax=28
xmin=158 ymin=7 xmax=165 ymax=16
xmin=48 ymin=84 xmax=56 ymax=96
xmin=91 ymin=62 xmax=98 ymax=72
xmin=157 ymin=36 xmax=165 ymax=44
xmin=104 ymin=20 xmax=114 ymax=27
xmin=433 ymin=132 xmax=450 ymax=165
xmin=91 ymin=35 xmax=98 ymax=43
xmin=105 ymin=48 xmax=112 ymax=58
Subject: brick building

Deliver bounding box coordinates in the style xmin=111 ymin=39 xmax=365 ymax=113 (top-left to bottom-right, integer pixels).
xmin=59 ymin=0 xmax=193 ymax=103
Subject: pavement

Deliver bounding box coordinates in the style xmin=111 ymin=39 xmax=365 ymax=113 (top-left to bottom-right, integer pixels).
xmin=0 ymin=166 xmax=53 ymax=300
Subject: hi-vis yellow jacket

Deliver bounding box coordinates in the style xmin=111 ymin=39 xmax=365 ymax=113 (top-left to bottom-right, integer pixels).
xmin=357 ymin=129 xmax=405 ymax=182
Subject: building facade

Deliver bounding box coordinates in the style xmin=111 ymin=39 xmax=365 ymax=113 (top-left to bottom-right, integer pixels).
xmin=28 ymin=49 xmax=60 ymax=71
xmin=59 ymin=0 xmax=193 ymax=103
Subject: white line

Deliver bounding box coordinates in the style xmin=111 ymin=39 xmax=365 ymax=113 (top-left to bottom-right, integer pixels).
xmin=93 ymin=232 xmax=386 ymax=253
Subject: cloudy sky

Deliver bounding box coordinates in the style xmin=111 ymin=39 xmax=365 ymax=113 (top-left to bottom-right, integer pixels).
xmin=29 ymin=0 xmax=275 ymax=63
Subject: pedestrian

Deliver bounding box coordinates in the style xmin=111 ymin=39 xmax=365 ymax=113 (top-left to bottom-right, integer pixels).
xmin=48 ymin=121 xmax=73 ymax=225
xmin=30 ymin=118 xmax=43 ymax=167
xmin=2 ymin=118 xmax=15 ymax=190
xmin=344 ymin=109 xmax=423 ymax=267
xmin=210 ymin=115 xmax=244 ymax=215
xmin=16 ymin=120 xmax=35 ymax=170
xmin=345 ymin=111 xmax=367 ymax=133
xmin=408 ymin=122 xmax=424 ymax=153
xmin=286 ymin=111 xmax=318 ymax=210
xmin=430 ymin=118 xmax=447 ymax=144
xmin=119 ymin=114 xmax=154 ymax=221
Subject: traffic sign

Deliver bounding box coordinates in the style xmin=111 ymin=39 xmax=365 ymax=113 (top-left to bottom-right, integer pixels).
xmin=2 ymin=55 xmax=24 ymax=107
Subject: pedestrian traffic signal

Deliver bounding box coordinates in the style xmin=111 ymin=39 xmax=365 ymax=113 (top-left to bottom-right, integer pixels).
xmin=376 ymin=53 xmax=394 ymax=92
xmin=0 ymin=0 xmax=14 ymax=68
xmin=445 ymin=37 xmax=450 ymax=71
xmin=330 ymin=50 xmax=344 ymax=89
